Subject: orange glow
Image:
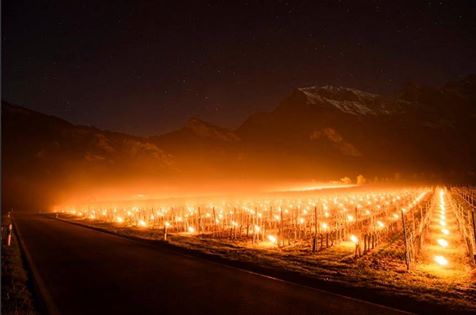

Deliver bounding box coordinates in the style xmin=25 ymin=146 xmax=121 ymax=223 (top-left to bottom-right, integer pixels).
xmin=278 ymin=183 xmax=357 ymax=192
xmin=267 ymin=234 xmax=277 ymax=244
xmin=434 ymin=255 xmax=448 ymax=266
xmin=58 ymin=187 xmax=431 ymax=255
xmin=437 ymin=239 xmax=448 ymax=248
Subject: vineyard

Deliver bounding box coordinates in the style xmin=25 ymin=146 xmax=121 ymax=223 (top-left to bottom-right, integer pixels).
xmin=57 ymin=186 xmax=476 ymax=311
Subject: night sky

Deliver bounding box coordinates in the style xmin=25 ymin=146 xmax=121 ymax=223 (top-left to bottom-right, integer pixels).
xmin=3 ymin=1 xmax=476 ymax=136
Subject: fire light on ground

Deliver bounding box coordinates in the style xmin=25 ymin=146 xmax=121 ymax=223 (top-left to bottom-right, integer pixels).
xmin=53 ymin=185 xmax=476 ymax=312
xmin=417 ymin=189 xmax=471 ymax=277
xmin=56 ymin=186 xmax=476 ymax=279
xmin=57 ymin=187 xmax=436 ymax=259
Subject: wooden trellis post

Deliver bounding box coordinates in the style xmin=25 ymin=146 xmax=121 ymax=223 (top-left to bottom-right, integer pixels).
xmin=312 ymin=206 xmax=317 ymax=252
xmin=401 ymin=209 xmax=410 ymax=271
xmin=280 ymin=207 xmax=284 ymax=247
xmin=471 ymin=208 xmax=476 ymax=263
xmin=197 ymin=206 xmax=201 ymax=233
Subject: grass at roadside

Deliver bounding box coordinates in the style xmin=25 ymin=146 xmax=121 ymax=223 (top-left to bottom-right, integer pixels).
xmin=1 ymin=215 xmax=39 ymax=315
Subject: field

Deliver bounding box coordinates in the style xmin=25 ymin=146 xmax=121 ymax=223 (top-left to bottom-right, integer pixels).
xmin=57 ymin=186 xmax=476 ymax=313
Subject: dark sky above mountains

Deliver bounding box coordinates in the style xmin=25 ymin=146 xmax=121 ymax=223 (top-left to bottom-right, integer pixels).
xmin=3 ymin=1 xmax=476 ymax=136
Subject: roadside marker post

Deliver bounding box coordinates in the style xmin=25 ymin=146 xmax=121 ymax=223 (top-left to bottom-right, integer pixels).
xmin=8 ymin=223 xmax=13 ymax=246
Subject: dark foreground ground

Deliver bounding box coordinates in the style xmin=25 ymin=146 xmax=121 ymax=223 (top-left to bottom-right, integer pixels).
xmin=13 ymin=214 xmax=407 ymax=315
xmin=1 ymin=214 xmax=38 ymax=315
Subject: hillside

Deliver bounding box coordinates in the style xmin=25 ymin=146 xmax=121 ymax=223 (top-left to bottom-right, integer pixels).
xmin=2 ymin=103 xmax=174 ymax=210
xmin=3 ymin=76 xmax=476 ymax=210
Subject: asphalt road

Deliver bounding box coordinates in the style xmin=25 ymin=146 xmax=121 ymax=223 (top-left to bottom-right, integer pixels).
xmin=14 ymin=214 xmax=407 ymax=315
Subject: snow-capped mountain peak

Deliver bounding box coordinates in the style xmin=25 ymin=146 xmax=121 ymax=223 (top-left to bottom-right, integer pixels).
xmin=297 ymin=85 xmax=394 ymax=116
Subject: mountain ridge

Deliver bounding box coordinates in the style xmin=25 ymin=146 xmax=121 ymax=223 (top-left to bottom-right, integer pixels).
xmin=3 ymin=75 xmax=476 ymax=210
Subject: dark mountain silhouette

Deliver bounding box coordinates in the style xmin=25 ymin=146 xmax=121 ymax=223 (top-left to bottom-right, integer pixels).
xmin=235 ymin=86 xmax=410 ymax=177
xmin=152 ymin=76 xmax=476 ymax=180
xmin=3 ymin=76 xmax=476 ymax=210
xmin=2 ymin=103 xmax=174 ymax=210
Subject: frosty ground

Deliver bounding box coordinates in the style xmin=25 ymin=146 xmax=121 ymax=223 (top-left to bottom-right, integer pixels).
xmin=57 ymin=214 xmax=476 ymax=314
